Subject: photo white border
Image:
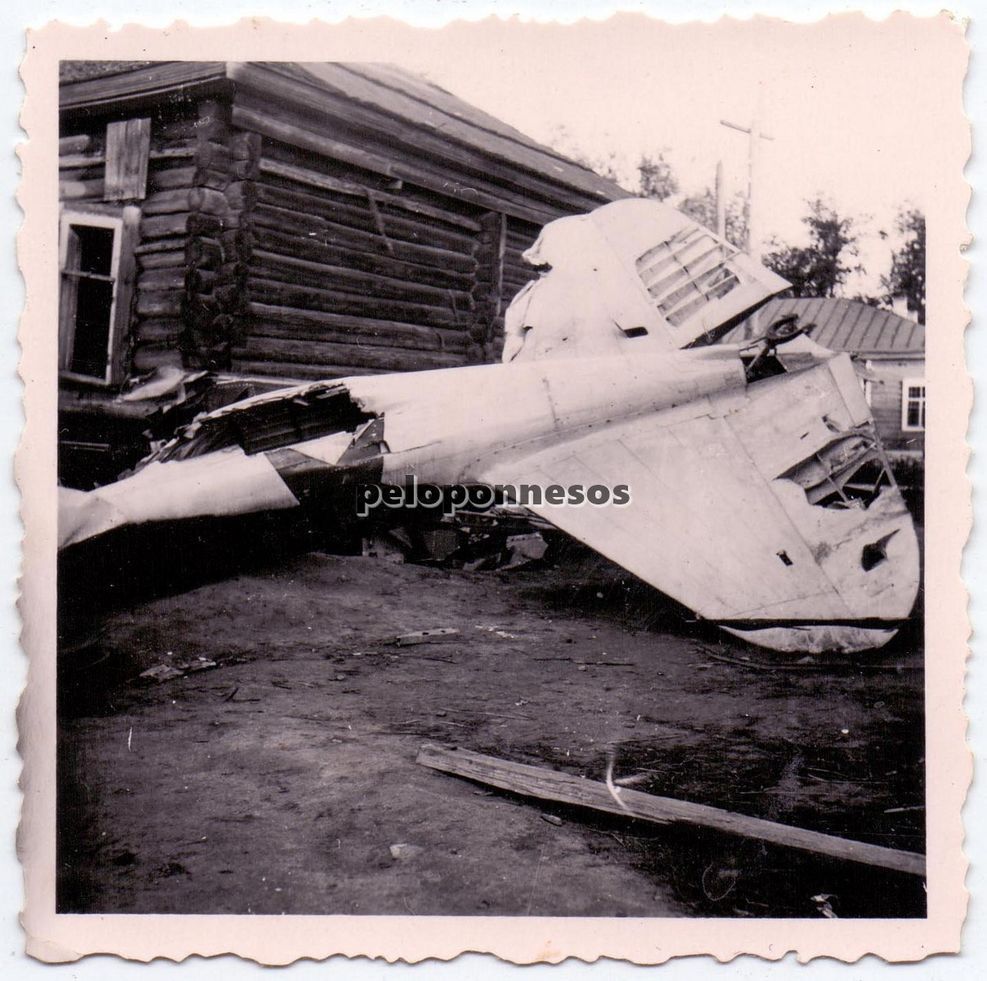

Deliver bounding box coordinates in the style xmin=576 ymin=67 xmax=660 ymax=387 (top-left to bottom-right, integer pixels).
xmin=5 ymin=1 xmax=979 ymax=974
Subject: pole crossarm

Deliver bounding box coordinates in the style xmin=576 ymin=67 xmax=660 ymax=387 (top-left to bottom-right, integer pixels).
xmin=719 ymin=115 xmax=773 ymax=261
xmin=720 ymin=118 xmax=775 ymax=140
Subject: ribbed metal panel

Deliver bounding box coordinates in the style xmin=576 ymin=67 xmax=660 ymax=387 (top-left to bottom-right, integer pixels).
xmin=722 ymin=297 xmax=924 ymax=355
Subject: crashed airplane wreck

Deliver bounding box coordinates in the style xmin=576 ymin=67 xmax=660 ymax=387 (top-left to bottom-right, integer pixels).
xmin=59 ymin=199 xmax=920 ymax=654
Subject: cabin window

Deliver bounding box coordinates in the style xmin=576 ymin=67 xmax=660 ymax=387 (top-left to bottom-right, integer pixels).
xmin=59 ymin=209 xmax=137 ymax=385
xmin=901 ymin=379 xmax=926 ymax=432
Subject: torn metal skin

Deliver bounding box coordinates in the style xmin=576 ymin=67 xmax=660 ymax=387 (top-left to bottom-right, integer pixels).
xmin=58 ymin=200 xmax=920 ymax=655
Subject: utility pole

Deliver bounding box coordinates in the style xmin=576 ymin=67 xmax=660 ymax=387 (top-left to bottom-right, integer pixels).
xmin=719 ymin=112 xmax=774 ymax=262
xmin=714 ymin=160 xmax=726 ymax=240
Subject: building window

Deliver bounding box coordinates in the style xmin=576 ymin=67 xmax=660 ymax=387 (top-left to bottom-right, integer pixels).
xmin=860 ymin=360 xmax=875 ymax=406
xmin=59 ymin=207 xmax=138 ymax=385
xmin=59 ymin=213 xmax=121 ymax=381
xmin=901 ymin=378 xmax=926 ymax=432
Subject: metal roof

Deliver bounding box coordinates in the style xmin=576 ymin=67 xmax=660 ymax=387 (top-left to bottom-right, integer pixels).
xmin=720 ymin=296 xmax=925 ymax=356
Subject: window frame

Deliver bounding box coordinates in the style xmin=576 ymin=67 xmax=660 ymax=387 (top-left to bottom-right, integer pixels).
xmin=58 ymin=205 xmax=139 ymax=387
xmin=901 ymin=377 xmax=926 ymax=432
xmin=861 ymin=358 xmax=874 ymax=407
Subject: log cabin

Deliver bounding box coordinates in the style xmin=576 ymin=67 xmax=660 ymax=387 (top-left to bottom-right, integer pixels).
xmin=58 ymin=61 xmax=629 ymax=486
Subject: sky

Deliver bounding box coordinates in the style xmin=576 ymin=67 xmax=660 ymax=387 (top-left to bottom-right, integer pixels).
xmin=377 ymin=13 xmax=961 ymax=296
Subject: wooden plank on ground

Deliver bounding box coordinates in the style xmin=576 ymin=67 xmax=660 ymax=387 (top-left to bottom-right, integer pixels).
xmin=415 ymin=743 xmax=926 ymax=877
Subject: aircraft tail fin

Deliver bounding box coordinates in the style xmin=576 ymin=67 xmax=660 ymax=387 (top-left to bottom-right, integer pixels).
xmin=502 ymin=198 xmax=788 ymax=364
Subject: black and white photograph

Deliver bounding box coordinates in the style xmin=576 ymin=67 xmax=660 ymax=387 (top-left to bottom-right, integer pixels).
xmin=15 ymin=9 xmax=971 ymax=965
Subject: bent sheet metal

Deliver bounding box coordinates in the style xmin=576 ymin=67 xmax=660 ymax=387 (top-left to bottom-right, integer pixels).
xmin=58 ymin=199 xmax=920 ymax=654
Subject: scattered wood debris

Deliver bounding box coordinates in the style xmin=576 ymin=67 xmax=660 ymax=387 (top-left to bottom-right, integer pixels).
xmin=475 ymin=624 xmax=519 ymax=639
xmin=139 ymin=657 xmax=218 ymax=683
xmin=533 ymin=656 xmax=634 ymax=667
xmin=502 ymin=532 xmax=548 ymax=569
xmin=416 ymin=743 xmax=926 ymax=878
xmin=392 ymin=628 xmax=460 ymax=647
xmin=139 ymin=664 xmax=185 ymax=683
xmin=362 ymin=534 xmax=407 ymax=564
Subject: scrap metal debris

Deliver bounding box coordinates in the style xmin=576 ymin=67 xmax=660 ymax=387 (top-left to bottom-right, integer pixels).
xmin=58 ymin=199 xmax=919 ymax=655
xmin=503 ymin=533 xmax=548 ymax=569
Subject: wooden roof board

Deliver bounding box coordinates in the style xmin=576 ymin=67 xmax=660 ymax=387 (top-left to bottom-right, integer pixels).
xmin=292 ymin=62 xmax=628 ymax=203
xmin=59 ymin=61 xmax=157 ymax=84
xmin=60 ymin=61 xmax=229 ymax=112
xmin=721 ymin=297 xmax=924 ymax=355
xmin=60 ymin=60 xmax=628 ymax=206
xmin=338 ymin=63 xmax=580 ymax=169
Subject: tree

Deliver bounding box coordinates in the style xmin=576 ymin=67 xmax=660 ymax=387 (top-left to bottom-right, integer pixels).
xmin=762 ymin=198 xmax=863 ymax=297
xmin=637 ymin=152 xmax=678 ymax=202
xmin=678 ymin=187 xmax=749 ymax=250
xmin=546 ymin=125 xmax=625 ymax=184
xmin=587 ymin=152 xmax=623 ymax=184
xmin=637 ymin=157 xmax=753 ymax=250
xmin=881 ymin=208 xmax=926 ymax=324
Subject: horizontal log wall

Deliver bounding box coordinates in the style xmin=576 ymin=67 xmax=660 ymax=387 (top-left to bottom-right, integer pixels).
xmin=130 ymin=100 xmax=248 ymax=372
xmin=232 ymin=100 xmax=564 ymax=227
xmin=482 ymin=217 xmax=544 ymax=359
xmin=131 ymin=133 xmax=199 ymax=371
xmin=231 ymin=133 xmax=492 ymax=380
xmin=61 ymin=83 xmax=591 ymax=387
xmin=60 ymin=114 xmax=200 ymax=373
xmin=469 ymin=210 xmax=506 ymax=360
xmin=503 ymin=219 xmax=542 ymax=304
xmin=59 ymin=131 xmax=107 ymax=203
xmin=228 ymin=65 xmax=618 ymax=222
xmin=61 ymin=100 xmax=256 ymax=377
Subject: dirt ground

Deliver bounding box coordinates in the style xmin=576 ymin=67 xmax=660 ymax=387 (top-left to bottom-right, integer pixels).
xmin=57 ymin=536 xmax=926 ymax=919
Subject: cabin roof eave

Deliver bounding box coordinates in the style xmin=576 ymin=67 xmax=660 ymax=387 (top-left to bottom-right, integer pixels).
xmin=59 ymin=61 xmax=233 ymax=115
xmin=59 ymin=60 xmax=629 ymax=210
